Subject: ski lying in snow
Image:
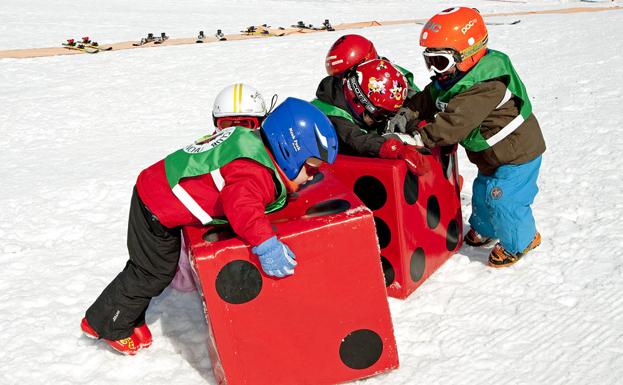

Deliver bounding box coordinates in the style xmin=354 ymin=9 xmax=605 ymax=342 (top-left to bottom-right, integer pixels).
xmin=291 ymin=19 xmax=335 ymax=31
xmin=62 ymin=39 xmax=99 ymax=53
xmin=133 ymin=32 xmax=169 ymax=46
xmin=485 ymin=20 xmax=521 ymax=26
xmin=416 ymin=19 xmax=520 ymax=26
xmin=241 ymin=25 xmax=285 ymax=37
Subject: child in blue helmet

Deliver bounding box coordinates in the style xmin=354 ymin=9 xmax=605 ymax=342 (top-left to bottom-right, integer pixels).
xmin=81 ymin=97 xmax=338 ymax=356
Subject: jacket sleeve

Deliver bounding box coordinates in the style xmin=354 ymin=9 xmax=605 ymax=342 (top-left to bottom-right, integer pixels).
xmin=219 ymin=159 xmax=277 ymax=246
xmin=416 ymin=80 xmax=509 ymax=148
xmin=328 ymin=115 xmax=387 ymax=157
xmin=403 ymin=85 xmax=438 ymax=122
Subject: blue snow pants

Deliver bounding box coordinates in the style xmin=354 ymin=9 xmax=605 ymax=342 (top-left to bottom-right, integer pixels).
xmin=468 ymin=155 xmax=542 ymax=254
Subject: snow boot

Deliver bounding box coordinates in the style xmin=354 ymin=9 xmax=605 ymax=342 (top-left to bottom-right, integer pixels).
xmin=488 ymin=232 xmax=541 ymax=268
xmin=464 ymin=228 xmax=493 ymax=247
xmin=133 ymin=323 xmax=153 ymax=348
xmin=81 ymin=317 xmax=143 ymax=355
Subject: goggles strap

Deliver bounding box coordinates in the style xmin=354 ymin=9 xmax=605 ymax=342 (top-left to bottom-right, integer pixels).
xmin=459 ymin=34 xmax=488 ymax=61
xmin=346 ymin=74 xmax=379 ymax=115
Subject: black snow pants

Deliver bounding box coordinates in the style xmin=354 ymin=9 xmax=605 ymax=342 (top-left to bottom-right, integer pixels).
xmin=85 ymin=186 xmax=181 ymax=340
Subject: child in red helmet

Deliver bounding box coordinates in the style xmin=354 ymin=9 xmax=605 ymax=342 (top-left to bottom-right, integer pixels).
xmin=313 ymin=58 xmax=430 ymax=176
xmin=81 ymin=98 xmax=338 ymax=355
xmin=323 ymin=34 xmax=421 ymax=135
xmin=404 ymin=7 xmax=546 ymax=267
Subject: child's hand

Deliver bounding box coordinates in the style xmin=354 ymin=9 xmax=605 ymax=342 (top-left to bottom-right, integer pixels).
xmin=252 ymin=236 xmax=297 ymax=278
xmin=379 ymin=139 xmax=432 ymax=176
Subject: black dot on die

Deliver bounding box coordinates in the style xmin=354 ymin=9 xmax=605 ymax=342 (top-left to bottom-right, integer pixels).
xmin=410 ymin=248 xmax=426 ymax=282
xmin=215 ymin=260 xmax=262 ymax=304
xmin=305 ymin=199 xmax=351 ymax=217
xmin=353 ymin=176 xmax=387 ymax=211
xmin=441 ymin=155 xmax=451 ymax=180
xmin=426 ymin=195 xmax=441 ymax=229
xmin=446 ymin=219 xmax=460 ymax=251
xmin=373 ymin=217 xmax=391 ymax=249
xmin=203 ymin=226 xmax=236 ymax=243
xmin=403 ymin=172 xmax=418 ymax=205
xmin=299 ymin=172 xmax=324 ymax=190
xmin=380 ymin=256 xmax=394 ymax=287
xmin=339 ymin=329 xmax=384 ymax=370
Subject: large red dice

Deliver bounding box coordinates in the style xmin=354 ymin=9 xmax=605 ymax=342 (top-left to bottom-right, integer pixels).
xmin=183 ymin=171 xmax=398 ymax=385
xmin=325 ymin=147 xmax=463 ymax=299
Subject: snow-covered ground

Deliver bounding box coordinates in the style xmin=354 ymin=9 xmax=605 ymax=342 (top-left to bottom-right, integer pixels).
xmin=1 ymin=1 xmax=622 ymax=384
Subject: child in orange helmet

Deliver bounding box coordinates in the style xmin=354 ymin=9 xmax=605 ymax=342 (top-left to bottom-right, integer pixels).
xmin=404 ymin=7 xmax=546 ymax=267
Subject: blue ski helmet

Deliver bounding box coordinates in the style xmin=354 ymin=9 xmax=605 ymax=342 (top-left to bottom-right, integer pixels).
xmin=261 ymin=97 xmax=338 ymax=180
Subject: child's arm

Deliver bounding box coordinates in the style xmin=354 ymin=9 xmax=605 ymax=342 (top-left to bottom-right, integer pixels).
xmin=327 ymin=115 xmax=386 ymax=157
xmin=418 ymin=80 xmax=509 ymax=148
xmin=220 ymin=159 xmax=297 ymax=278
xmin=219 ymin=159 xmax=277 ymax=247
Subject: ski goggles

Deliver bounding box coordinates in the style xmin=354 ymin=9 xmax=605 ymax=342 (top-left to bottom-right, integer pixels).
xmin=422 ymin=49 xmax=461 ymax=74
xmin=216 ymin=116 xmax=261 ymax=130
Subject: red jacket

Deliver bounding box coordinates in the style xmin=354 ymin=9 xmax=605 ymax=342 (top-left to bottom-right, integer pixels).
xmin=136 ymin=158 xmax=277 ymax=246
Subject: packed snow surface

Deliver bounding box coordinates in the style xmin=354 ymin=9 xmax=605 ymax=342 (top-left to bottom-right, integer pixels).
xmin=1 ymin=1 xmax=622 ymax=384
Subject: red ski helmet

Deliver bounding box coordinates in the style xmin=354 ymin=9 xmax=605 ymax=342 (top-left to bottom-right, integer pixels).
xmin=325 ymin=34 xmax=379 ymax=76
xmin=343 ymin=59 xmax=408 ymax=122
xmin=420 ymin=7 xmax=488 ymax=72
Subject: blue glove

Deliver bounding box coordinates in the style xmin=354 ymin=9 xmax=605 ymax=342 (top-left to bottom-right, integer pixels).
xmin=252 ymin=236 xmax=297 ymax=278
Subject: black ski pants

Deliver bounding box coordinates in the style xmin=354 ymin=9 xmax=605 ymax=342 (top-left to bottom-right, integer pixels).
xmin=85 ymin=187 xmax=181 ymax=340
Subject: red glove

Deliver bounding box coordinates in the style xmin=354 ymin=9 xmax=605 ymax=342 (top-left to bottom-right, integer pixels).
xmin=379 ymin=139 xmax=431 ymax=176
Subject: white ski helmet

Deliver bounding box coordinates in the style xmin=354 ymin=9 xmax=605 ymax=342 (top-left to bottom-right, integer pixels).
xmin=212 ymin=83 xmax=267 ymax=128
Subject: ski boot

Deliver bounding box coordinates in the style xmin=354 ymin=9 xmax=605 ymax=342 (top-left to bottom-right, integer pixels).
xmin=323 ymin=19 xmax=335 ymax=31
xmin=488 ymin=232 xmax=541 ymax=268
xmin=81 ymin=317 xmax=152 ymax=355
xmin=154 ymin=32 xmax=169 ymax=44
xmin=215 ymin=29 xmax=226 ymax=41
xmin=196 ymin=30 xmax=206 ymax=43
xmin=464 ymin=228 xmax=493 ymax=247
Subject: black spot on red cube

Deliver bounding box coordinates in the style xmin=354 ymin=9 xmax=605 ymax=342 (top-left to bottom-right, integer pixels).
xmin=410 ymin=248 xmax=426 ymax=282
xmin=426 ymin=195 xmax=441 ymax=229
xmin=381 ymin=256 xmax=394 ymax=287
xmin=305 ymin=199 xmax=351 ymax=217
xmin=446 ymin=219 xmax=460 ymax=251
xmin=203 ymin=226 xmax=236 ymax=243
xmin=403 ymin=172 xmax=418 ymax=205
xmin=353 ymin=176 xmax=387 ymax=210
xmin=339 ymin=329 xmax=384 ymax=369
xmin=215 ymin=260 xmax=262 ymax=304
xmin=373 ymin=217 xmax=391 ymax=249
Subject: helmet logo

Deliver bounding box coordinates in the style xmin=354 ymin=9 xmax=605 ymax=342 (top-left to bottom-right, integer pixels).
xmin=376 ymin=61 xmax=387 ymax=70
xmin=184 ymin=127 xmax=235 ymax=154
xmin=461 ymin=18 xmax=478 ymax=35
xmin=288 ymin=127 xmax=301 ymax=152
xmin=389 ymin=80 xmax=405 ymax=101
xmin=423 ymin=21 xmax=442 ymax=33
xmin=367 ymin=77 xmax=386 ymax=96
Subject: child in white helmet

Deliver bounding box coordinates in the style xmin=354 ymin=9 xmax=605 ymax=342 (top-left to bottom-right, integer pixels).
xmin=170 ymin=83 xmax=273 ymax=292
xmin=212 ymin=83 xmax=272 ymax=130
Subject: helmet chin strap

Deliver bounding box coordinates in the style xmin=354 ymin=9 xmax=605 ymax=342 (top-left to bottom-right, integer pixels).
xmin=264 ymin=145 xmax=301 ymax=193
xmin=434 ymin=67 xmax=466 ymax=90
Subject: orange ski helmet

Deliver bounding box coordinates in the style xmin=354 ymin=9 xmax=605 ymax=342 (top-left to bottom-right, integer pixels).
xmin=325 ymin=34 xmax=379 ymax=76
xmin=419 ymin=7 xmax=488 ymax=72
